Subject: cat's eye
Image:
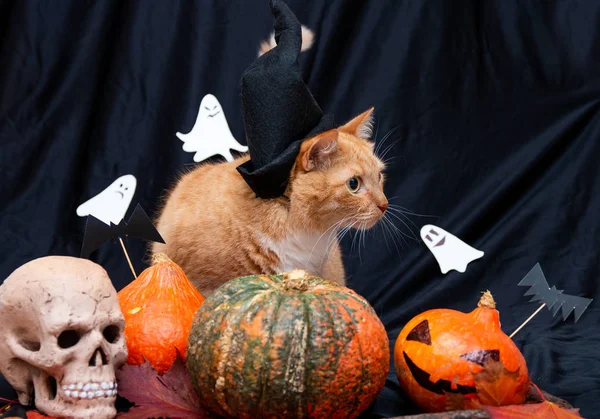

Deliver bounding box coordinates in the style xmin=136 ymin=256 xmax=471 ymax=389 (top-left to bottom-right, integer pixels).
xmin=346 ymin=176 xmax=361 ymax=193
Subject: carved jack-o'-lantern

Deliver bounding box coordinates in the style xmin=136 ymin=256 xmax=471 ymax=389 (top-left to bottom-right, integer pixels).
xmin=394 ymin=291 xmax=530 ymax=413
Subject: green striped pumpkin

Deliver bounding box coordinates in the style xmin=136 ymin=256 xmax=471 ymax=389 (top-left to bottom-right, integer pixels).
xmin=186 ymin=270 xmax=390 ymax=419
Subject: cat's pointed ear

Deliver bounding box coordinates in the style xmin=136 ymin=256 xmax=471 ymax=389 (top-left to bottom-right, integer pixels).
xmin=301 ymin=130 xmax=339 ymax=171
xmin=339 ymin=107 xmax=375 ymax=139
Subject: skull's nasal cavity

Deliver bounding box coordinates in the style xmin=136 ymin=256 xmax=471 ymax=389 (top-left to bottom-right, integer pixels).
xmin=89 ymin=348 xmax=108 ymax=367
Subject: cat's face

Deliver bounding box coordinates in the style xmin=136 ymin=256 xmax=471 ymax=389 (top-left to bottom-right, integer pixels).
xmin=289 ymin=108 xmax=388 ymax=232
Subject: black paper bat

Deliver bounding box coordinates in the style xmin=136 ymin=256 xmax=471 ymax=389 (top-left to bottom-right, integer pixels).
xmin=517 ymin=263 xmax=593 ymax=323
xmin=80 ymin=203 xmax=165 ymax=258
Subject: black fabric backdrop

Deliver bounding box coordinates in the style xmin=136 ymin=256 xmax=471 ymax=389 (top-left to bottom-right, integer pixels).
xmin=1 ymin=0 xmax=599 ymax=417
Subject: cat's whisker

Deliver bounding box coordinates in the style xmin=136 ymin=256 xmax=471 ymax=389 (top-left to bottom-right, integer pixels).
xmin=359 ymin=222 xmax=364 ymax=250
xmin=378 ymin=220 xmax=392 ymax=252
xmin=339 ymin=223 xmax=355 ymax=243
xmin=372 ymin=119 xmax=381 ymax=150
xmin=379 ymin=139 xmax=400 ymax=161
xmin=386 ymin=206 xmax=421 ymax=232
xmin=320 ymin=220 xmax=356 ymax=268
xmin=374 ymin=126 xmax=399 ymax=156
xmin=329 ymin=220 xmax=352 ymax=248
xmin=385 ymin=216 xmax=403 ymax=255
xmin=350 ymin=224 xmax=360 ymax=254
xmin=382 ymin=213 xmax=409 ymax=249
xmin=385 ymin=210 xmax=420 ymax=242
xmin=381 ymin=216 xmax=403 ymax=255
xmin=352 ymin=214 xmax=379 ymax=224
xmin=359 ymin=221 xmax=368 ymax=263
xmin=387 ymin=218 xmax=408 ymax=249
xmin=309 ymin=217 xmax=348 ymax=262
xmin=387 ymin=203 xmax=437 ymax=218
xmin=340 ymin=221 xmax=359 ymax=262
xmin=338 ymin=216 xmax=362 ymax=242
xmin=351 ymin=221 xmax=363 ymax=262
xmin=317 ymin=225 xmax=344 ymax=271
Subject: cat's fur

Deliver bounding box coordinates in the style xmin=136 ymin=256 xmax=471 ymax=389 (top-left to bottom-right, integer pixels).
xmin=152 ymin=108 xmax=388 ymax=296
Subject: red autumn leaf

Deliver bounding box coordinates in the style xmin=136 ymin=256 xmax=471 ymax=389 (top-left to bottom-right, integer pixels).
xmin=473 ymin=359 xmax=521 ymax=406
xmin=116 ymin=355 xmax=210 ymax=419
xmin=484 ymin=383 xmax=585 ymax=419
xmin=26 ymin=411 xmax=54 ymax=419
xmin=484 ymin=401 xmax=584 ymax=418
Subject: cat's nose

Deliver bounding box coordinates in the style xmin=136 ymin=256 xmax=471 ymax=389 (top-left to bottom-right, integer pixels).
xmin=378 ymin=202 xmax=388 ymax=214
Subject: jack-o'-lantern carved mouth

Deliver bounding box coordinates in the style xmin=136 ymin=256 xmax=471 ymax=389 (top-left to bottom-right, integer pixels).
xmin=403 ymin=319 xmax=501 ymax=395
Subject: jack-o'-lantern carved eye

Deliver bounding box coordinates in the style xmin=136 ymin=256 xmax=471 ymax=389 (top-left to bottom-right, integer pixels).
xmin=406 ymin=319 xmax=431 ymax=345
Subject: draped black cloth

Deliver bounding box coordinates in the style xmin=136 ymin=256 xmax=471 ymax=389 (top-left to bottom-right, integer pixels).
xmin=1 ymin=1 xmax=598 ymax=417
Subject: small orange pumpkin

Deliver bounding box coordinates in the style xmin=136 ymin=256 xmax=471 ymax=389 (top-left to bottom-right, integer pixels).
xmin=118 ymin=253 xmax=205 ymax=374
xmin=394 ymin=291 xmax=530 ymax=413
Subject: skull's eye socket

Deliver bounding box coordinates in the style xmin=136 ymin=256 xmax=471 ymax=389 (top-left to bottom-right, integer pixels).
xmin=15 ymin=328 xmax=41 ymax=351
xmin=57 ymin=330 xmax=80 ymax=349
xmin=20 ymin=340 xmax=41 ymax=352
xmin=103 ymin=325 xmax=121 ymax=344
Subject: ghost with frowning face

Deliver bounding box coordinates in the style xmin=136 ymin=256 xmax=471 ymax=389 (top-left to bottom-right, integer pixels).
xmin=420 ymin=224 xmax=484 ymax=274
xmin=176 ymin=94 xmax=248 ymax=163
xmin=76 ymin=175 xmax=136 ymax=225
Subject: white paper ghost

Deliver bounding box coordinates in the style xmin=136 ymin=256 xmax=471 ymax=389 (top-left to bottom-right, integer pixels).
xmin=420 ymin=224 xmax=484 ymax=274
xmin=76 ymin=174 xmax=137 ymax=225
xmin=176 ymin=94 xmax=248 ymax=163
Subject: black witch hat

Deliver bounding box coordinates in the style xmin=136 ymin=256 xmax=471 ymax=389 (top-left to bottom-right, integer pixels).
xmin=236 ymin=0 xmax=335 ymax=199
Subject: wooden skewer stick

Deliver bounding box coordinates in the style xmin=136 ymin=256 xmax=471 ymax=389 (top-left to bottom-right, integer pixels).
xmin=510 ymin=303 xmax=546 ymax=338
xmin=118 ymin=237 xmax=137 ymax=279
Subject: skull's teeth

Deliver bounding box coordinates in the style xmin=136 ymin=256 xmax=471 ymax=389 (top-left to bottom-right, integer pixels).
xmin=61 ymin=382 xmax=118 ymax=399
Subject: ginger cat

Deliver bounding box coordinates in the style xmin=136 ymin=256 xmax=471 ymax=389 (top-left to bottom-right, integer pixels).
xmin=152 ymin=108 xmax=388 ymax=296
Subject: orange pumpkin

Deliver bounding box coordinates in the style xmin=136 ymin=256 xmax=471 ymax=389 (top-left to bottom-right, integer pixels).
xmin=394 ymin=291 xmax=530 ymax=413
xmin=118 ymin=253 xmax=205 ymax=374
xmin=186 ymin=269 xmax=390 ymax=419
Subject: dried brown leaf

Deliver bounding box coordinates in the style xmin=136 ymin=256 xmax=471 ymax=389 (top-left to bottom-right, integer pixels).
xmin=473 ymin=359 xmax=521 ymax=406
xmin=444 ymin=392 xmax=467 ymax=411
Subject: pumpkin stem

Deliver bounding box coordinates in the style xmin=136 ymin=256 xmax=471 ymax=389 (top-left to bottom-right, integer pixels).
xmin=151 ymin=253 xmax=172 ymax=265
xmin=530 ymin=382 xmax=547 ymax=402
xmin=282 ymin=270 xmax=311 ymax=292
xmin=478 ymin=290 xmax=496 ymax=309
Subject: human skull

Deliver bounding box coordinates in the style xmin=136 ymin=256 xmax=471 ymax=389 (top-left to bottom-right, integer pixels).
xmin=0 ymin=256 xmax=128 ymax=419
